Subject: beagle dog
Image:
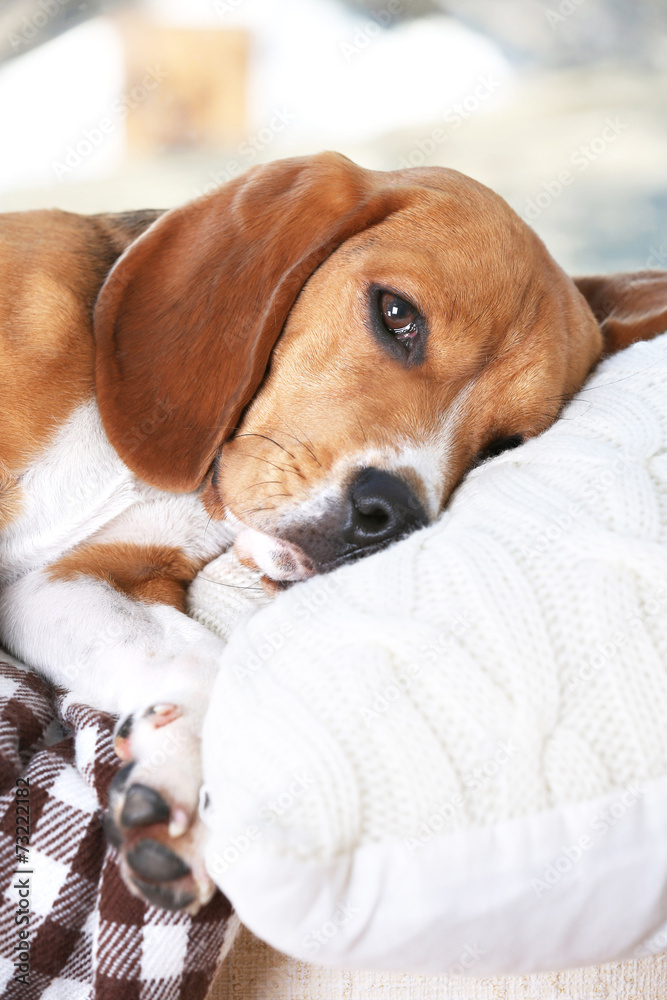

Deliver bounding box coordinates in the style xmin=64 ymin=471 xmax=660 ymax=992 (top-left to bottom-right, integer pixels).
xmin=1 ymin=152 xmax=666 ymax=912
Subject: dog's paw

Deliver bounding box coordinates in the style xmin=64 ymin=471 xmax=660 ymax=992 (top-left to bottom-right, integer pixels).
xmin=105 ymin=704 xmax=216 ymax=914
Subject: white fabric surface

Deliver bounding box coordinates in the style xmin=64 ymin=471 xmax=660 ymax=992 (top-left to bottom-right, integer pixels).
xmin=190 ymin=333 xmax=667 ymax=975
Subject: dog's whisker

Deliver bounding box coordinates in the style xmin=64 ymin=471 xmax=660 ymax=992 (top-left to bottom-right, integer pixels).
xmin=228 ymin=450 xmax=306 ymax=481
xmin=238 ymin=505 xmax=279 ymax=517
xmin=282 ymin=432 xmax=322 ymax=468
xmin=198 ymin=576 xmax=264 ymax=592
xmin=280 ymin=423 xmax=323 ymax=468
xmin=349 ymin=404 xmax=367 ymax=445
xmin=235 ymin=433 xmax=297 ymax=461
xmin=576 ymin=361 xmax=665 ymax=391
xmin=448 ymin=290 xmax=458 ymax=324
xmin=289 ymin=420 xmax=318 ymax=454
xmin=223 ymin=480 xmax=285 ymax=508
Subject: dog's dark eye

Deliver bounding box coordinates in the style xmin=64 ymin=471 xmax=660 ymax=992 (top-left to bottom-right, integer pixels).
xmin=476 ymin=434 xmax=524 ymax=463
xmin=379 ymin=292 xmax=419 ymax=347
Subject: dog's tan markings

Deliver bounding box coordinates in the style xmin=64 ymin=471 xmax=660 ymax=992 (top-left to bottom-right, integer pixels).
xmin=49 ymin=543 xmax=202 ymax=611
xmin=0 ymin=472 xmax=22 ymax=529
xmin=212 ymin=188 xmax=605 ymax=534
xmin=201 ymin=473 xmax=225 ymax=521
xmin=0 ymin=208 xmax=161 ymax=475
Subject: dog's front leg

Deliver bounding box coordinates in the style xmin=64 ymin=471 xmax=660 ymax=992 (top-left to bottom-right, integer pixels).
xmin=0 ymin=567 xmax=226 ymax=911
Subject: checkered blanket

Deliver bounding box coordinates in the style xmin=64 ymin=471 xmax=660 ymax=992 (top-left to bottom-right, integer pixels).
xmin=0 ymin=657 xmax=238 ymax=1000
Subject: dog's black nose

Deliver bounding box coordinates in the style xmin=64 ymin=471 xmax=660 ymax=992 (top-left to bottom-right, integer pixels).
xmin=343 ymin=468 xmax=427 ymax=549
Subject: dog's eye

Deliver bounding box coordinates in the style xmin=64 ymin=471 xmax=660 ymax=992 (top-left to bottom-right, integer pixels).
xmin=476 ymin=434 xmax=524 ymax=463
xmin=379 ymin=292 xmax=419 ymax=347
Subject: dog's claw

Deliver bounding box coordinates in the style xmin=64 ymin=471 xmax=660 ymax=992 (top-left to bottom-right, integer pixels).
xmin=148 ymin=703 xmax=182 ymax=727
xmin=196 ymin=876 xmax=217 ymax=908
xmin=168 ymin=807 xmax=190 ymax=839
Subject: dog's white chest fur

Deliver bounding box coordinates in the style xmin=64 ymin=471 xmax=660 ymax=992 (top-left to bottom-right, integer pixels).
xmin=0 ymin=399 xmax=233 ymax=586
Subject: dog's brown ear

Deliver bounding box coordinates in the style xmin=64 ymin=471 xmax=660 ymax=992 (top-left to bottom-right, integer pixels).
xmin=574 ymin=271 xmax=667 ymax=355
xmin=94 ymin=152 xmax=407 ymax=491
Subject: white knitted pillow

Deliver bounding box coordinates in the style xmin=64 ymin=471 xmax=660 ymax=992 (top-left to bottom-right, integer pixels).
xmin=189 ymin=332 xmax=667 ymax=975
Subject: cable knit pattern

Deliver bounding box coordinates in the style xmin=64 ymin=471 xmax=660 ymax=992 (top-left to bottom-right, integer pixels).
xmin=188 ymin=556 xmax=269 ymax=642
xmin=190 ymin=333 xmax=667 ymax=865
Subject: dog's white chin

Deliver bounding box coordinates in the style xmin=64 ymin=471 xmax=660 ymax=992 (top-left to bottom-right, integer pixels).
xmin=232 ymin=527 xmax=315 ymax=582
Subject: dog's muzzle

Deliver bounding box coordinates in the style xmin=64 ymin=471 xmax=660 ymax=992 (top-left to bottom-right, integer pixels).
xmin=234 ymin=467 xmax=428 ymax=582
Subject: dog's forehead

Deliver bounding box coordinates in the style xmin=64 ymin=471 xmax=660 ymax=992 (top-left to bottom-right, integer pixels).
xmin=317 ymin=193 xmax=547 ymax=332
xmin=335 ymin=185 xmax=537 ymax=284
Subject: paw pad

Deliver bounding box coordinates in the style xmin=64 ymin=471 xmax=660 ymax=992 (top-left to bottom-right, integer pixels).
xmin=105 ymin=703 xmax=215 ymax=913
xmin=120 ymin=783 xmax=171 ymax=828
xmin=127 ymin=838 xmax=191 ymax=881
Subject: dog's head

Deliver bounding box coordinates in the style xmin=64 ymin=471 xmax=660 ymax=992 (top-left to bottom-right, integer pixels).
xmin=94 ymin=152 xmax=667 ymax=582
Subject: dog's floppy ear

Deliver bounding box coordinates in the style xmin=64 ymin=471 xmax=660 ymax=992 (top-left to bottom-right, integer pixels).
xmin=94 ymin=152 xmax=406 ymax=491
xmin=574 ymin=271 xmax=667 ymax=355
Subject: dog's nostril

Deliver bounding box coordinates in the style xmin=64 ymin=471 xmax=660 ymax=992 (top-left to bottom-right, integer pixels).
xmin=344 ymin=468 xmax=427 ymax=549
xmin=352 ymin=494 xmax=392 ymax=530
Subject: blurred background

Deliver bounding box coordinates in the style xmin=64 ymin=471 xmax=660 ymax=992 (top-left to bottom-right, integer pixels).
xmin=0 ymin=0 xmax=665 ymax=273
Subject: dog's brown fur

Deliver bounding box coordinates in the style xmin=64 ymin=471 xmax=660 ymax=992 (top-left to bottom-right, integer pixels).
xmin=3 ymin=152 xmax=667 ymax=912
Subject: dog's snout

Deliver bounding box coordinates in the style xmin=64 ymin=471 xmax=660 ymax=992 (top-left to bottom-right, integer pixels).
xmin=344 ymin=468 xmax=427 ymax=548
xmin=261 ymin=467 xmax=429 ymax=574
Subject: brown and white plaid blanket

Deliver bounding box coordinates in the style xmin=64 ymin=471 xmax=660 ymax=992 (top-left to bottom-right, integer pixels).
xmin=0 ymin=657 xmax=237 ymax=1000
